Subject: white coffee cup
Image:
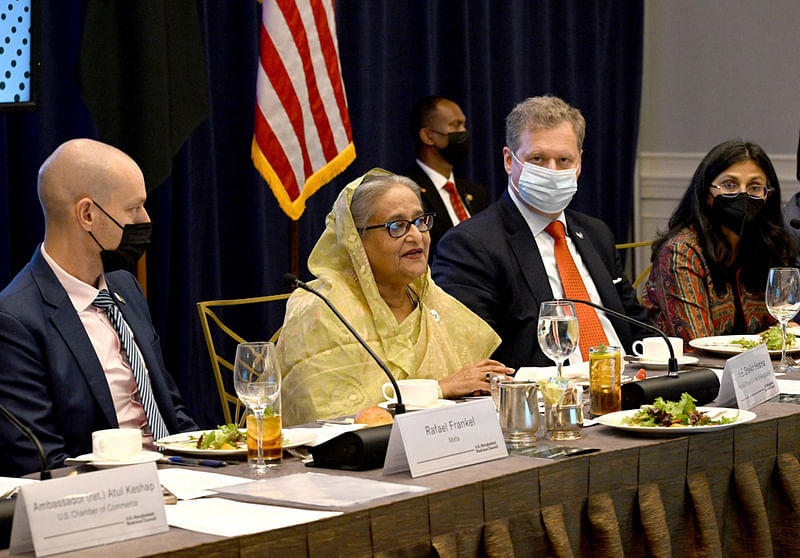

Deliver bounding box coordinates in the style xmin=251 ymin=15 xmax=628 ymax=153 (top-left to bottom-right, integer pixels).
xmin=92 ymin=428 xmax=142 ymax=461
xmin=632 ymin=336 xmax=684 ymax=361
xmin=382 ymin=379 xmax=439 ymax=408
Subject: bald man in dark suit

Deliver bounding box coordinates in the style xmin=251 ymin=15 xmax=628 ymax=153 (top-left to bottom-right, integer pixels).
xmin=0 ymin=139 xmax=196 ymax=476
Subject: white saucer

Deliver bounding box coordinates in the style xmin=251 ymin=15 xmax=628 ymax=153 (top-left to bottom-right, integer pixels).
xmin=630 ymin=355 xmax=699 ymax=369
xmin=68 ymin=450 xmax=162 ymax=469
xmin=379 ymin=399 xmax=457 ymax=411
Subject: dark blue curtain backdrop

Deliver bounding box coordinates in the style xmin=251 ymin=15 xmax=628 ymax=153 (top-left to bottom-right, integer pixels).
xmin=0 ymin=1 xmax=643 ymax=427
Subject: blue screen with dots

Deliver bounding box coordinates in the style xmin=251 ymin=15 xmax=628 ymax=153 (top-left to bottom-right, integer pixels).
xmin=0 ymin=0 xmax=35 ymax=107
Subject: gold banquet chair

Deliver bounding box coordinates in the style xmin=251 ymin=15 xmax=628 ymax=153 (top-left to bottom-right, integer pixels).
xmin=615 ymin=240 xmax=654 ymax=292
xmin=197 ymin=293 xmax=291 ymax=426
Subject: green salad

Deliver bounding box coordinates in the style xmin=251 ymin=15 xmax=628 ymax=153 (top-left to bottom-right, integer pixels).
xmin=193 ymin=423 xmax=245 ymax=450
xmin=731 ymin=325 xmax=795 ymax=351
xmin=621 ymin=393 xmax=737 ymax=428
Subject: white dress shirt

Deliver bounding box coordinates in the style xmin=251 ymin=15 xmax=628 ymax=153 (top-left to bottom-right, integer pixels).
xmin=415 ymin=159 xmax=470 ymax=224
xmin=507 ymin=186 xmax=625 ymax=363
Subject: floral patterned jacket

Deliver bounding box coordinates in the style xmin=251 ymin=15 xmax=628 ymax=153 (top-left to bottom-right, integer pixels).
xmin=642 ymin=227 xmax=772 ymax=342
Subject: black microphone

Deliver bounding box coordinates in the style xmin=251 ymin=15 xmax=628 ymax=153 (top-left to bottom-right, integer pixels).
xmin=282 ymin=274 xmax=405 ymax=415
xmin=560 ymin=298 xmax=720 ymax=409
xmin=0 ymin=402 xmax=51 ymax=480
xmin=282 ymin=273 xmax=408 ymax=471
xmin=562 ymin=297 xmax=679 ymax=376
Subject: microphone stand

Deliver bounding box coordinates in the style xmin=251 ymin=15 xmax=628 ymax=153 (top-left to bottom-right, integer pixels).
xmin=0 ymin=403 xmax=51 ymax=480
xmin=559 ymin=298 xmax=720 ymax=408
xmin=283 ymin=274 xmax=406 ymax=415
xmin=561 ymin=298 xmax=679 ymax=377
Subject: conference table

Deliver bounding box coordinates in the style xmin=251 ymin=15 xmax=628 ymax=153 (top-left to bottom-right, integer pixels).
xmin=3 ymin=352 xmax=800 ymax=558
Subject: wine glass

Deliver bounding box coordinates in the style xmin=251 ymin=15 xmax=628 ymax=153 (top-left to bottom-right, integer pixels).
xmin=766 ymin=267 xmax=800 ymax=373
xmin=537 ymin=300 xmax=580 ymax=378
xmin=233 ymin=342 xmax=281 ymax=473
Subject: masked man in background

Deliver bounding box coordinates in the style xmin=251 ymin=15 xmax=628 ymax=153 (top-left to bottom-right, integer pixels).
xmin=0 ymin=139 xmax=197 ymax=477
xmin=404 ymin=96 xmax=490 ymax=260
xmin=432 ymin=96 xmax=648 ymax=369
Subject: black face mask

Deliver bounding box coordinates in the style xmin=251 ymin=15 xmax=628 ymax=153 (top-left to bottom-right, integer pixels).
xmin=89 ymin=200 xmax=152 ymax=272
xmin=711 ymin=193 xmax=764 ymax=236
xmin=439 ymin=130 xmax=471 ymax=165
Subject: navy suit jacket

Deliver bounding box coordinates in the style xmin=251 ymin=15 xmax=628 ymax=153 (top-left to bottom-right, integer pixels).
xmin=404 ymin=163 xmax=490 ymax=261
xmin=432 ymin=192 xmax=649 ymax=369
xmin=0 ymin=249 xmax=197 ymax=476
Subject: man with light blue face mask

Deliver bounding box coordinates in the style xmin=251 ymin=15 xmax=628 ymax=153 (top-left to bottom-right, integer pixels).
xmin=432 ymin=95 xmax=648 ymax=369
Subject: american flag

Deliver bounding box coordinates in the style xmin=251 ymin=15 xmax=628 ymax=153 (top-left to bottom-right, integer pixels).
xmin=252 ymin=0 xmax=355 ymax=220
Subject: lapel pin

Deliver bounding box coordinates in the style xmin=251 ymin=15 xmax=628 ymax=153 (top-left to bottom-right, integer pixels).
xmin=430 ymin=309 xmax=440 ymax=322
xmin=465 ymin=193 xmax=474 ymax=202
xmin=575 ymin=231 xmax=584 ymax=239
xmin=114 ymin=292 xmax=127 ymax=304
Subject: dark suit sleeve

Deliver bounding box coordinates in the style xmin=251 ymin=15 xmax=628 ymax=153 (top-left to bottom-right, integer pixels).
xmin=0 ymin=311 xmax=71 ymax=476
xmin=433 ymin=226 xmax=503 ymax=332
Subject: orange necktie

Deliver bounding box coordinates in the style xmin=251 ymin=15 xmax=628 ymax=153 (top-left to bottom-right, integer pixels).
xmin=442 ymin=181 xmax=469 ymax=222
xmin=545 ymin=220 xmax=608 ymax=360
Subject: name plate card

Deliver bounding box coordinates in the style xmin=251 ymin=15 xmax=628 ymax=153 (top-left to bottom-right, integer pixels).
xmin=10 ymin=462 xmax=167 ymax=557
xmin=717 ymin=344 xmax=779 ymax=409
xmin=383 ymin=398 xmax=507 ymax=477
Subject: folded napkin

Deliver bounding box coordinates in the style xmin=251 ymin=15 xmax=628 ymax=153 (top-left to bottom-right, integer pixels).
xmin=515 ymin=362 xmax=590 ymax=382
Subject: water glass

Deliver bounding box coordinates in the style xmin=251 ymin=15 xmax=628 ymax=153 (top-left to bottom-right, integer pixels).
xmin=234 ymin=342 xmax=281 ymax=473
xmin=537 ymin=301 xmax=579 ymax=377
xmin=543 ymin=382 xmax=583 ymax=440
xmin=766 ymin=267 xmax=800 ymax=373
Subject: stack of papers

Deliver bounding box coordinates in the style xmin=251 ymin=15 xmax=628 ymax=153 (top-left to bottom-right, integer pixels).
xmin=158 ymin=468 xmax=249 ymax=500
xmin=214 ymin=472 xmax=428 ymax=510
xmin=165 ymin=498 xmax=340 ymax=537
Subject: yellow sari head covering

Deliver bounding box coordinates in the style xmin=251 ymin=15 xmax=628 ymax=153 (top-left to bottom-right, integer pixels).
xmin=278 ymin=170 xmax=500 ymax=425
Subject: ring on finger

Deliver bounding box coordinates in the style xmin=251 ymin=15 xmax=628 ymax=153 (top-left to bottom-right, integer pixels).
xmin=485 ymin=372 xmax=491 ymax=381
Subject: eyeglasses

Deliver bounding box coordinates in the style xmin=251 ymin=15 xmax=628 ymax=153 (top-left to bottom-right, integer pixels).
xmin=362 ymin=212 xmax=435 ymax=238
xmin=710 ymin=181 xmax=771 ymax=200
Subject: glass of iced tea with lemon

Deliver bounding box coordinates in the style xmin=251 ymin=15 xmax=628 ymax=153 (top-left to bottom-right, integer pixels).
xmin=589 ymin=344 xmax=622 ymax=415
xmin=247 ymin=404 xmax=282 ymax=469
xmin=234 ymin=342 xmax=282 ymax=473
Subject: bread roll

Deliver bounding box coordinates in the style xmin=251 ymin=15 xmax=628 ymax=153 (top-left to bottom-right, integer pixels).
xmin=354 ymin=406 xmax=393 ymax=426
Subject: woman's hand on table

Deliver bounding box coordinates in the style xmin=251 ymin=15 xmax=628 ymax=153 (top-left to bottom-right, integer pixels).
xmin=438 ymin=359 xmax=514 ymax=398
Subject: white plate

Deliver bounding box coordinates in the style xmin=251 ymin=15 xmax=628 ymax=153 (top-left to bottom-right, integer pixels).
xmin=378 ymin=399 xmax=457 ymax=411
xmin=282 ymin=428 xmax=323 ymax=448
xmin=689 ymin=335 xmax=800 ymax=356
xmin=68 ymin=450 xmax=162 ymax=469
xmin=157 ymin=430 xmax=247 ymax=456
xmin=157 ymin=427 xmax=317 ymax=455
xmin=628 ymin=355 xmax=700 ymax=369
xmin=597 ymin=406 xmax=755 ymax=436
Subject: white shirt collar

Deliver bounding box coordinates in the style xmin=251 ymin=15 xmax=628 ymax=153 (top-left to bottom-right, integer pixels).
xmin=415 ymin=159 xmax=455 ymax=192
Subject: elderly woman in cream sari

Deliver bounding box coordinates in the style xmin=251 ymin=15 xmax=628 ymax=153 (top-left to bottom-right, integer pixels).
xmin=278 ymin=170 xmax=513 ymax=425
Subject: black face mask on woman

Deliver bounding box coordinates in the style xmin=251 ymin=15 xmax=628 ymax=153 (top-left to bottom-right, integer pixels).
xmin=88 ymin=200 xmax=152 ymax=272
xmin=711 ymin=193 xmax=765 ymax=236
